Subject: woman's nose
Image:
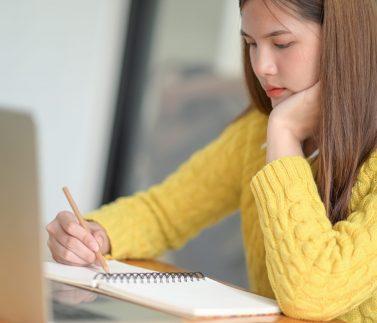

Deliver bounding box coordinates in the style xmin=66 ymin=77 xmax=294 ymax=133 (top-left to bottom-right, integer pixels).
xmin=252 ymin=50 xmax=277 ymax=77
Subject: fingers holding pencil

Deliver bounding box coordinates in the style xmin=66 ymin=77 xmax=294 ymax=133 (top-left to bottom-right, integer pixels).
xmin=47 ymin=211 xmax=100 ymax=255
xmin=62 ymin=187 xmax=110 ymax=273
xmin=45 ymin=188 xmax=110 ymax=272
xmin=46 ymin=211 xmax=110 ymax=267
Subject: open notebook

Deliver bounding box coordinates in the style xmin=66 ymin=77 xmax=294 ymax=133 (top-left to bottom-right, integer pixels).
xmin=45 ymin=260 xmax=280 ymax=319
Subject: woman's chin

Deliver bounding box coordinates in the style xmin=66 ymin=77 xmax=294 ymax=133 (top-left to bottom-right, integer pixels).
xmin=271 ymin=92 xmax=292 ymax=108
xmin=271 ymin=97 xmax=284 ymax=108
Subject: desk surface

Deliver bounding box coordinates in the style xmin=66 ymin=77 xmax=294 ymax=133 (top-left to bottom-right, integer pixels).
xmin=45 ymin=259 xmax=344 ymax=323
xmin=0 ymin=259 xmax=345 ymax=323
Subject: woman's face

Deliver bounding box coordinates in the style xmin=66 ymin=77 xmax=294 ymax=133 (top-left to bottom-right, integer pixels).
xmin=241 ymin=0 xmax=321 ymax=108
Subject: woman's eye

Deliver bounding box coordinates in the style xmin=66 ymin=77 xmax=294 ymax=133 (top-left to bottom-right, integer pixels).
xmin=249 ymin=42 xmax=257 ymax=48
xmin=274 ymin=42 xmax=292 ymax=49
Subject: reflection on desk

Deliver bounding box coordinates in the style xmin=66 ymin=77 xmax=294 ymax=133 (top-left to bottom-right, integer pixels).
xmin=48 ymin=259 xmax=345 ymax=323
xmin=50 ymin=280 xmax=180 ymax=322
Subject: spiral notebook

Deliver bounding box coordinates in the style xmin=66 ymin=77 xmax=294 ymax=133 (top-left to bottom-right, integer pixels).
xmin=44 ymin=260 xmax=280 ymax=319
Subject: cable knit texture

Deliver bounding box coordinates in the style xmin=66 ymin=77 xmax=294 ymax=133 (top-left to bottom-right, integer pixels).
xmin=86 ymin=110 xmax=377 ymax=322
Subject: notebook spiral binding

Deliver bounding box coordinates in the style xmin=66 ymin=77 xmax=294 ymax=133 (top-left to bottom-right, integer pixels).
xmin=93 ymin=271 xmax=205 ymax=284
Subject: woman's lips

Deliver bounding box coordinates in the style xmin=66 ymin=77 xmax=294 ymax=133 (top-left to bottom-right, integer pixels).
xmin=266 ymin=88 xmax=286 ymax=98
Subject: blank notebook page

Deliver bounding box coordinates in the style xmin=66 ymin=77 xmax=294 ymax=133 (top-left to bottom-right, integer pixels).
xmin=45 ymin=260 xmax=280 ymax=318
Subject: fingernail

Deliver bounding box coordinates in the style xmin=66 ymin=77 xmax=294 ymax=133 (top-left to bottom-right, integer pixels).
xmin=89 ymin=241 xmax=99 ymax=252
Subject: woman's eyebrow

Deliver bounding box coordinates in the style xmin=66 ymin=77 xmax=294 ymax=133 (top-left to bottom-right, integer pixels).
xmin=240 ymin=29 xmax=291 ymax=38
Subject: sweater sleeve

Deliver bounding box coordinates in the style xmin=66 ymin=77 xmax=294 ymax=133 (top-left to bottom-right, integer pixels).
xmin=250 ymin=154 xmax=377 ymax=321
xmin=86 ymin=110 xmax=263 ymax=260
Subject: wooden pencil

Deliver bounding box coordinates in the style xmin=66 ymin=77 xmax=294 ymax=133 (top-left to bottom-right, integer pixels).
xmin=62 ymin=186 xmax=110 ymax=273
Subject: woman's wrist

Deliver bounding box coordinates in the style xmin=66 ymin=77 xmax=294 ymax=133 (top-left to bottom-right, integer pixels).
xmin=266 ymin=117 xmax=304 ymax=163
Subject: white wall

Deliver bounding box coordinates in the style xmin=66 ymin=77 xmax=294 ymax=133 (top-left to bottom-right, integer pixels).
xmin=0 ymin=0 xmax=130 ymax=223
xmin=216 ymin=0 xmax=243 ymax=76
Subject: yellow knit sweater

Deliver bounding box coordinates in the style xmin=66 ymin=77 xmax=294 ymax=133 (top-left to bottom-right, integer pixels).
xmin=86 ymin=110 xmax=377 ymax=322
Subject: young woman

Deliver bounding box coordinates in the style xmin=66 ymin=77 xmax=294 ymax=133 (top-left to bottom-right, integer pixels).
xmin=47 ymin=0 xmax=377 ymax=321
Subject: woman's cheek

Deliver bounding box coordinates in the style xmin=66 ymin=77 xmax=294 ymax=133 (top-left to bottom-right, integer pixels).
xmin=292 ymin=52 xmax=319 ymax=90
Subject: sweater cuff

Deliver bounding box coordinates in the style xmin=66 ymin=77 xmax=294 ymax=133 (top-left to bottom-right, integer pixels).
xmin=250 ymin=156 xmax=314 ymax=208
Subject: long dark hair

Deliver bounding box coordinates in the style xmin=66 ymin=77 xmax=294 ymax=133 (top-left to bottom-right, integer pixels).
xmin=239 ymin=0 xmax=377 ymax=224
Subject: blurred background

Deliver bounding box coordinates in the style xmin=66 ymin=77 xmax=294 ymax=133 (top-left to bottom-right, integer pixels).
xmin=0 ymin=0 xmax=249 ymax=288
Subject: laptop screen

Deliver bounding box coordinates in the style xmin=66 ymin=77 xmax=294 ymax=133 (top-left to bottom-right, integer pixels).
xmin=0 ymin=109 xmax=47 ymax=322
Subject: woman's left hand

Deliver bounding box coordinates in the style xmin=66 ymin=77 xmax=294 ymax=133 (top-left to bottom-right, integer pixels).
xmin=266 ymin=82 xmax=320 ymax=163
xmin=269 ymin=82 xmax=320 ymax=142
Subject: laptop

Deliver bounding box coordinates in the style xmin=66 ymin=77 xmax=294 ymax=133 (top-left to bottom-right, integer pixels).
xmin=0 ymin=109 xmax=47 ymax=322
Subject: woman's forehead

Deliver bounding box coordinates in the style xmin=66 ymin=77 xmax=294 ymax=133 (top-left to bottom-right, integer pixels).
xmin=241 ymin=0 xmax=319 ymax=37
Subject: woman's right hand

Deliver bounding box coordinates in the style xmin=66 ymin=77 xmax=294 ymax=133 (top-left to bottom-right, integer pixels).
xmin=46 ymin=211 xmax=110 ymax=266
